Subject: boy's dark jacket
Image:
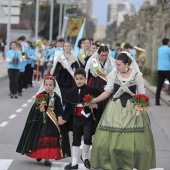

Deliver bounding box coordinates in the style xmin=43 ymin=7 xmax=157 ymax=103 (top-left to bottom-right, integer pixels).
xmin=16 ymin=91 xmax=71 ymax=157
xmin=63 ymin=85 xmax=103 ymax=134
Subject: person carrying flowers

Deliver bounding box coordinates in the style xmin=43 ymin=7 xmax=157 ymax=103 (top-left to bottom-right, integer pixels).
xmin=60 ymin=68 xmax=103 ymax=170
xmin=89 ymin=51 xmax=156 ymax=170
xmin=16 ymin=74 xmax=71 ymax=166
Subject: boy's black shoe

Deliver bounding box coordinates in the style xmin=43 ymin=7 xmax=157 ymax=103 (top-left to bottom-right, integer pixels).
xmin=80 ymin=155 xmax=91 ymax=169
xmin=44 ymin=160 xmax=51 ymax=166
xmin=64 ymin=163 xmax=78 ymax=169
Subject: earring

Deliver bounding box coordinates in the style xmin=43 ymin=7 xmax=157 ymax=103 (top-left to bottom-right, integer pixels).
xmin=125 ymin=66 xmax=128 ymax=72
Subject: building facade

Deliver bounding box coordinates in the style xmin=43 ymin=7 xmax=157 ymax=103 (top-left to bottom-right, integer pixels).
xmin=107 ymin=0 xmax=135 ymax=27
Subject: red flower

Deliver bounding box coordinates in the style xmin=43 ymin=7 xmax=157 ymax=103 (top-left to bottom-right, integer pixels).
xmin=134 ymin=94 xmax=150 ymax=101
xmin=36 ymin=94 xmax=45 ymax=98
xmin=134 ymin=94 xmax=150 ymax=108
xmin=83 ymin=94 xmax=92 ymax=101
xmin=134 ymin=94 xmax=150 ymax=116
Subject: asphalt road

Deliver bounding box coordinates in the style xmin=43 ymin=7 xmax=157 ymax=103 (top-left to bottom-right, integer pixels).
xmin=0 ymin=77 xmax=169 ymax=170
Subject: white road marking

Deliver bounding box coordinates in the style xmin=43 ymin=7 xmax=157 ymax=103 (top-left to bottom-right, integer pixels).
xmin=32 ymin=95 xmax=36 ymax=98
xmin=27 ymin=99 xmax=33 ymax=103
xmin=0 ymin=122 xmax=9 ymax=127
xmin=9 ymin=114 xmax=17 ymax=119
xmin=51 ymin=163 xmax=164 ymax=170
xmin=16 ymin=108 xmax=23 ymax=113
xmin=22 ymin=103 xmax=28 ymax=107
xmin=0 ymin=159 xmax=13 ymax=170
xmin=51 ymin=162 xmax=89 ymax=170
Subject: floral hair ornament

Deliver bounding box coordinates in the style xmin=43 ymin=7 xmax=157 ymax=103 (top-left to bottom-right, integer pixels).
xmin=44 ymin=74 xmax=55 ymax=79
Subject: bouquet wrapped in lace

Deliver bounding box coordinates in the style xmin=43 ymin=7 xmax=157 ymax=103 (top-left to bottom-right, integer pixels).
xmin=83 ymin=94 xmax=96 ymax=120
xmin=134 ymin=94 xmax=150 ymax=116
xmin=35 ymin=93 xmax=49 ymax=123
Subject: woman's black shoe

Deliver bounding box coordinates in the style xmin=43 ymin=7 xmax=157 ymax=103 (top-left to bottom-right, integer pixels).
xmin=64 ymin=163 xmax=78 ymax=169
xmin=44 ymin=160 xmax=51 ymax=166
xmin=80 ymin=155 xmax=91 ymax=169
xmin=36 ymin=158 xmax=42 ymax=162
xmin=14 ymin=95 xmax=18 ymax=99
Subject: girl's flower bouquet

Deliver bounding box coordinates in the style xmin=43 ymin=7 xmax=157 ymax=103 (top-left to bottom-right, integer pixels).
xmin=35 ymin=93 xmax=49 ymax=123
xmin=83 ymin=94 xmax=96 ymax=120
xmin=134 ymin=94 xmax=150 ymax=116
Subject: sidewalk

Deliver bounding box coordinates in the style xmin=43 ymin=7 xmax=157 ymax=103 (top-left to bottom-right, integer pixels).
xmin=144 ymin=79 xmax=170 ymax=106
xmin=0 ymin=51 xmax=169 ymax=106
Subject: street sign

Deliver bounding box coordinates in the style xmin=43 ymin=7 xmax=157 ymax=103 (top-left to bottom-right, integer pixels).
xmin=0 ymin=0 xmax=21 ymax=24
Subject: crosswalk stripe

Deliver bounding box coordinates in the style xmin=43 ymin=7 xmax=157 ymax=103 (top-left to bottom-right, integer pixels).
xmin=0 ymin=159 xmax=13 ymax=170
xmin=0 ymin=160 xmax=164 ymax=170
xmin=51 ymin=162 xmax=89 ymax=170
xmin=51 ymin=162 xmax=164 ymax=170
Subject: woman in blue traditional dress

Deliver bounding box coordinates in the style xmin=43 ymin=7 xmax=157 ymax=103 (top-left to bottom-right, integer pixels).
xmin=90 ymin=51 xmax=156 ymax=170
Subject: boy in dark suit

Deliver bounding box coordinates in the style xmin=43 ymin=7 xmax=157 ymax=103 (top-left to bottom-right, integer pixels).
xmin=61 ymin=68 xmax=103 ymax=170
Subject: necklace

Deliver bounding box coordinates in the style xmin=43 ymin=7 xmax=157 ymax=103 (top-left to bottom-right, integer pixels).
xmin=121 ymin=68 xmax=130 ymax=77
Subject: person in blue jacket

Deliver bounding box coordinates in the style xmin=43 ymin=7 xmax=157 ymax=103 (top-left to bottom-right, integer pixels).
xmin=6 ymin=41 xmax=22 ymax=98
xmin=155 ymin=38 xmax=170 ymax=105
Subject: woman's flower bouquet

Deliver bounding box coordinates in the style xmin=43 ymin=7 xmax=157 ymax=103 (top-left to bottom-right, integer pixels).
xmin=35 ymin=93 xmax=49 ymax=123
xmin=83 ymin=94 xmax=96 ymax=120
xmin=134 ymin=94 xmax=150 ymax=116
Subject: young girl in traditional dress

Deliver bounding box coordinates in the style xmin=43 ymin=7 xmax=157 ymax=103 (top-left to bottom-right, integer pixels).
xmin=50 ymin=42 xmax=79 ymax=102
xmin=77 ymin=39 xmax=92 ymax=68
xmin=16 ymin=74 xmax=70 ymax=166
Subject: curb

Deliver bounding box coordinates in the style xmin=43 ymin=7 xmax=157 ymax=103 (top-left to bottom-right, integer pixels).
xmin=0 ymin=75 xmax=8 ymax=81
xmin=144 ymin=79 xmax=170 ymax=106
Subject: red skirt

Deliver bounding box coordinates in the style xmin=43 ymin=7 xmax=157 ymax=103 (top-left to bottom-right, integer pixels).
xmin=26 ymin=137 xmax=64 ymax=160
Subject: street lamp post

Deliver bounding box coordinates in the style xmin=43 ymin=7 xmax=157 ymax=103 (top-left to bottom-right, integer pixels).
xmin=6 ymin=0 xmax=11 ymax=51
xmin=58 ymin=0 xmax=63 ymax=38
xmin=49 ymin=0 xmax=54 ymax=42
xmin=35 ymin=0 xmax=39 ymax=40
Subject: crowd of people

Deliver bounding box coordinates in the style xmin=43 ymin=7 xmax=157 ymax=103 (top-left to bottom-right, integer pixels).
xmin=4 ymin=35 xmax=158 ymax=169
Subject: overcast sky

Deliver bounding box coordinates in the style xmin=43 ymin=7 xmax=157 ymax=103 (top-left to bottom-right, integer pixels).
xmin=93 ymin=0 xmax=144 ymax=26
